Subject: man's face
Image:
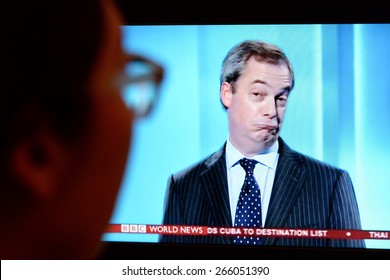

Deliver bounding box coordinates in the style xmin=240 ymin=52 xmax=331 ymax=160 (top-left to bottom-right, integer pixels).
xmin=221 ymin=56 xmax=292 ymax=156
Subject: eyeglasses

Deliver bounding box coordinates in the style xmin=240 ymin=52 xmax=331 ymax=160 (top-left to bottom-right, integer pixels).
xmin=119 ymin=53 xmax=164 ymax=118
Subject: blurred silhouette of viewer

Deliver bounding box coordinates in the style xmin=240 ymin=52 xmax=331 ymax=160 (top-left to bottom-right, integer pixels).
xmin=1 ymin=0 xmax=163 ymax=259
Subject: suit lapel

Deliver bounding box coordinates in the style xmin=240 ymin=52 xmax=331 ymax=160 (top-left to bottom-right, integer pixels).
xmin=262 ymin=138 xmax=307 ymax=246
xmin=200 ymin=144 xmax=232 ymax=228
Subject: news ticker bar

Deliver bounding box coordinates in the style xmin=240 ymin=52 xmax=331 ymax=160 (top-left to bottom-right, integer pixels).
xmin=106 ymin=224 xmax=390 ymax=240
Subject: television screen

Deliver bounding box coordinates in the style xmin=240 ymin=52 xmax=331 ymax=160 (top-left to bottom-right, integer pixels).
xmin=101 ymin=1 xmax=390 ymax=259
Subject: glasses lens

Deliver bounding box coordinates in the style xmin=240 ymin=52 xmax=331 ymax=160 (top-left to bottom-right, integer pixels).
xmin=122 ymin=61 xmax=158 ymax=117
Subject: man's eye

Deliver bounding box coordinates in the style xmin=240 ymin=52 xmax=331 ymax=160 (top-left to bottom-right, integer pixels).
xmin=253 ymin=92 xmax=266 ymax=97
xmin=276 ymin=96 xmax=288 ymax=107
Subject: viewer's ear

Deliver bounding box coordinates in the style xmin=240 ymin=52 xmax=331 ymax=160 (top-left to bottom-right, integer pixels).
xmin=220 ymin=82 xmax=233 ymax=109
xmin=11 ymin=128 xmax=69 ymax=201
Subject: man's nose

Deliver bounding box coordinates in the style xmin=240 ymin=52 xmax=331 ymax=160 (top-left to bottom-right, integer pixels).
xmin=263 ymin=97 xmax=277 ymax=119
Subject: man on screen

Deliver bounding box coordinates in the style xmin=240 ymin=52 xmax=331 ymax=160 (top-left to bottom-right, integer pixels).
xmin=160 ymin=40 xmax=365 ymax=247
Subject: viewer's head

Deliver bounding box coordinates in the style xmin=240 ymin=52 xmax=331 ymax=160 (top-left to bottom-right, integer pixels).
xmin=0 ymin=0 xmax=162 ymax=259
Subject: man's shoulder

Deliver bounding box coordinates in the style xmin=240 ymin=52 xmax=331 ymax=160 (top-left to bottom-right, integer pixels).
xmin=299 ymin=151 xmax=343 ymax=172
xmin=172 ymin=145 xmax=225 ymax=180
xmin=280 ymin=139 xmax=346 ymax=174
xmin=173 ymin=157 xmax=208 ymax=178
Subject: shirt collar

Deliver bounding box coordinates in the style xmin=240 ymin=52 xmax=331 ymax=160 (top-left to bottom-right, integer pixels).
xmin=226 ymin=137 xmax=279 ymax=170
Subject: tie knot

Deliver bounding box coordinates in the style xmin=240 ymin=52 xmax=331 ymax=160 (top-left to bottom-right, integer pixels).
xmin=239 ymin=158 xmax=257 ymax=174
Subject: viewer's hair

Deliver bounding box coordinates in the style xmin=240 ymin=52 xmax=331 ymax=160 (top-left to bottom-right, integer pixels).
xmin=1 ymin=0 xmax=104 ymax=161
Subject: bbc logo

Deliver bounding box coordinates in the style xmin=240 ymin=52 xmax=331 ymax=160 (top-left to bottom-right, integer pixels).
xmin=121 ymin=224 xmax=146 ymax=233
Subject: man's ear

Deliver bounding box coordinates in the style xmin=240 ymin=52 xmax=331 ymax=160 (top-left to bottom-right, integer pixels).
xmin=11 ymin=128 xmax=69 ymax=201
xmin=220 ymin=82 xmax=233 ymax=109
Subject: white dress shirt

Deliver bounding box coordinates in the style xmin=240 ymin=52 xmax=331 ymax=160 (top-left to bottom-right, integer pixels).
xmin=225 ymin=137 xmax=279 ymax=226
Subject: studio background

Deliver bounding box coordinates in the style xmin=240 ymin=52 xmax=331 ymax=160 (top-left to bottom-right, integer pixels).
xmin=103 ymin=24 xmax=390 ymax=249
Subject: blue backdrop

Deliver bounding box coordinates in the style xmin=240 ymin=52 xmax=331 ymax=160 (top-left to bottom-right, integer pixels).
xmin=103 ymin=24 xmax=390 ymax=249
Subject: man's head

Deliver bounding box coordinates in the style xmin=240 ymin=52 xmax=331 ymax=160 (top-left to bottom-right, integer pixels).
xmin=220 ymin=40 xmax=294 ymax=156
xmin=1 ymin=0 xmax=133 ymax=259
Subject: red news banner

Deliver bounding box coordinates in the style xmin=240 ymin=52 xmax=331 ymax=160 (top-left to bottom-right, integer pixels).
xmin=106 ymin=224 xmax=390 ymax=240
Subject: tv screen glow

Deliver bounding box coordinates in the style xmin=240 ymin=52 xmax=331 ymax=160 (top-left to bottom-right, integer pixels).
xmin=102 ymin=24 xmax=390 ymax=250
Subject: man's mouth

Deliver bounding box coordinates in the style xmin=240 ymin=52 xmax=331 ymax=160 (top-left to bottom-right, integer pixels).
xmin=255 ymin=124 xmax=278 ymax=130
xmin=254 ymin=124 xmax=279 ymax=135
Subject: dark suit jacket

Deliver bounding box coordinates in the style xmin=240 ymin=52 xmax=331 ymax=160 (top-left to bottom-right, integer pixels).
xmin=160 ymin=138 xmax=365 ymax=248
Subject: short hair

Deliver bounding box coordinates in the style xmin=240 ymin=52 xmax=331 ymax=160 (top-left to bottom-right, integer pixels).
xmin=220 ymin=40 xmax=295 ymax=109
xmin=1 ymin=0 xmax=104 ymax=159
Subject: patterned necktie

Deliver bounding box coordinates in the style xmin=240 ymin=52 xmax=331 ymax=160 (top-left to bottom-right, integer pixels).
xmin=234 ymin=158 xmax=262 ymax=245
